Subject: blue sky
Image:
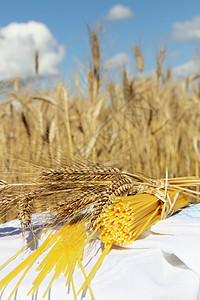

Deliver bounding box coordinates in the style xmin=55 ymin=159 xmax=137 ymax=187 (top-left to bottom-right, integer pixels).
xmin=0 ymin=0 xmax=200 ymax=81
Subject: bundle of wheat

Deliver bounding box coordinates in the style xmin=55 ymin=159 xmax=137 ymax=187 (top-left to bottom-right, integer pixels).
xmin=0 ymin=159 xmax=199 ymax=299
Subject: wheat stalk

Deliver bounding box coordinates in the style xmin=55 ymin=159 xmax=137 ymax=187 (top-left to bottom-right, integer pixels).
xmin=134 ymin=46 xmax=144 ymax=73
xmin=156 ymin=47 xmax=165 ymax=80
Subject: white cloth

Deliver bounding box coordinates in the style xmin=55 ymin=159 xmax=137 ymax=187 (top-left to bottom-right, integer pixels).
xmin=1 ymin=205 xmax=200 ymax=299
xmin=151 ymin=203 xmax=200 ymax=235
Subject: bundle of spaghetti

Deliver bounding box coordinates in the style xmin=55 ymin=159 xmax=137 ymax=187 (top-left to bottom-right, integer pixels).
xmin=99 ymin=189 xmax=189 ymax=246
xmin=99 ymin=194 xmax=161 ymax=245
xmin=0 ymin=160 xmax=200 ymax=299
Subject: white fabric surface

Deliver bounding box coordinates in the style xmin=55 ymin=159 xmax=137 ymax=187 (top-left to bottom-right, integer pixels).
xmin=151 ymin=203 xmax=200 ymax=235
xmin=0 ymin=205 xmax=200 ymax=300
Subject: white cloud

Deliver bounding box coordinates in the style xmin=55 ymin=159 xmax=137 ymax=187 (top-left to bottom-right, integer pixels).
xmin=172 ymin=59 xmax=200 ymax=80
xmin=104 ymin=53 xmax=131 ymax=70
xmin=0 ymin=21 xmax=65 ymax=80
xmin=172 ymin=16 xmax=200 ymax=41
xmin=105 ymin=4 xmax=133 ymax=21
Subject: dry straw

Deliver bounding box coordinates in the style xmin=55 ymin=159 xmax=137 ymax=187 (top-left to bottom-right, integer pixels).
xmin=0 ymin=158 xmax=199 ymax=299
